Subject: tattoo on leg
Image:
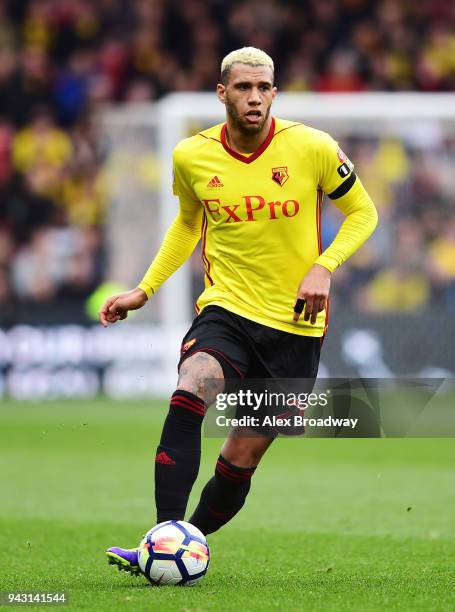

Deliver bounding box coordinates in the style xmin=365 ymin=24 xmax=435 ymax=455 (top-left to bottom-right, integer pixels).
xmin=178 ymin=352 xmax=224 ymax=404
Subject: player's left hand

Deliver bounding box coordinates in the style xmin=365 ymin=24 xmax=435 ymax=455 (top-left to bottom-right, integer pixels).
xmin=293 ymin=264 xmax=331 ymax=324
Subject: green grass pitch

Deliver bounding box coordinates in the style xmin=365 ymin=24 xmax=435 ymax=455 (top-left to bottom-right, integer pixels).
xmin=1 ymin=398 xmax=454 ymax=611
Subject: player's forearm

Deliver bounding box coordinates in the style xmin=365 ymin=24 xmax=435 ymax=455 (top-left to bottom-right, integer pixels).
xmin=138 ymin=214 xmax=201 ymax=297
xmin=316 ymin=177 xmax=378 ymax=272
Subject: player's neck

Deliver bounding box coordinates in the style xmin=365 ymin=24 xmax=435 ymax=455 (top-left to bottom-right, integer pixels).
xmin=225 ymin=116 xmax=273 ymax=154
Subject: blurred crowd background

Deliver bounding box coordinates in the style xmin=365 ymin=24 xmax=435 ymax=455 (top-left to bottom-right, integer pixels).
xmin=1 ymin=0 xmax=455 ymax=326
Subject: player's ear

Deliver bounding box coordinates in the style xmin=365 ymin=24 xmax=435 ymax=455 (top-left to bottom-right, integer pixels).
xmin=216 ymin=83 xmax=226 ymax=103
xmin=272 ymin=86 xmax=277 ymax=100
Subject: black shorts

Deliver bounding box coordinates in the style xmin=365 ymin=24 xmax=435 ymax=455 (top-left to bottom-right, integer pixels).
xmin=178 ymin=306 xmax=322 ymax=437
xmin=178 ymin=305 xmax=321 ymax=380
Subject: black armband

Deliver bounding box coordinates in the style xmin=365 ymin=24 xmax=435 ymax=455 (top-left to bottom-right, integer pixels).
xmin=328 ymin=172 xmax=357 ymax=200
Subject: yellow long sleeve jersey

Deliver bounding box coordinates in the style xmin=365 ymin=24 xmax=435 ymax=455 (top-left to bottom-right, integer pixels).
xmin=139 ymin=118 xmax=378 ymax=337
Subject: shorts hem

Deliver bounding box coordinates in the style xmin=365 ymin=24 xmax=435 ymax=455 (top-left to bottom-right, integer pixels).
xmin=178 ymin=347 xmax=245 ymax=379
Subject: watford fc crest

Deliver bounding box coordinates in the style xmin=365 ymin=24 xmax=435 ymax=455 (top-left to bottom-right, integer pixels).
xmin=272 ymin=166 xmax=289 ymax=187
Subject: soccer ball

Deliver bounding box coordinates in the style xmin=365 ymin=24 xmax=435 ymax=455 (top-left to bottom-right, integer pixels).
xmin=138 ymin=520 xmax=210 ymax=586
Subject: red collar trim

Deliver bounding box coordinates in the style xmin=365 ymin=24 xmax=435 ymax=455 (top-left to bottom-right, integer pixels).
xmin=220 ymin=117 xmax=275 ymax=164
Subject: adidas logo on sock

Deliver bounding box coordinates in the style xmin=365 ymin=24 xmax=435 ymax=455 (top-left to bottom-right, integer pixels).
xmin=207 ymin=175 xmax=224 ymax=188
xmin=155 ymin=451 xmax=176 ymax=465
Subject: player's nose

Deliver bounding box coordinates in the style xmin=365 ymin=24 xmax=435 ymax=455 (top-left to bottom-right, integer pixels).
xmin=247 ymin=88 xmax=261 ymax=104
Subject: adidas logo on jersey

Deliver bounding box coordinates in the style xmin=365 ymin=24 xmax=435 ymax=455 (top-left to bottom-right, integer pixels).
xmin=207 ymin=176 xmax=224 ymax=188
xmin=155 ymin=451 xmax=176 ymax=465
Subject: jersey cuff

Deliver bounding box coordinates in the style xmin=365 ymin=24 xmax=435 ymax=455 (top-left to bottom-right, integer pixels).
xmin=315 ymin=254 xmax=338 ymax=273
xmin=138 ymin=281 xmax=154 ymax=298
xmin=328 ymin=172 xmax=357 ymax=200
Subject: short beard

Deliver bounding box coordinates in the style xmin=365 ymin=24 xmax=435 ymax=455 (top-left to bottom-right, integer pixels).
xmin=225 ymin=97 xmax=271 ymax=135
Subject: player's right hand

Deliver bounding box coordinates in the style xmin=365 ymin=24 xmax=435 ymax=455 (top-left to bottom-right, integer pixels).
xmin=99 ymin=287 xmax=148 ymax=327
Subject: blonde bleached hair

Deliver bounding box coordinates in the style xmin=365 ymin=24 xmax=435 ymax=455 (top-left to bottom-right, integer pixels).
xmin=220 ymin=47 xmax=274 ymax=84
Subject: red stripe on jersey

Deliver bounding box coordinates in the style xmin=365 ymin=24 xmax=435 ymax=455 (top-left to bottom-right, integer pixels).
xmin=221 ymin=118 xmax=275 ymax=164
xmin=316 ymin=189 xmax=323 ymax=255
xmin=201 ymin=213 xmax=214 ymax=286
xmin=324 ymin=297 xmax=330 ymax=336
xmin=316 ymin=189 xmax=330 ymax=335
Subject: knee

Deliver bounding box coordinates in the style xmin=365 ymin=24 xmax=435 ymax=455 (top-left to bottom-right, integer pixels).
xmin=177 ymin=352 xmax=224 ymax=403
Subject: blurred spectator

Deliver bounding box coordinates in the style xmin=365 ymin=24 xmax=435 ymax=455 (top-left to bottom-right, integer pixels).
xmin=12 ymin=107 xmax=72 ymax=207
xmin=315 ymin=49 xmax=368 ymax=92
xmin=13 ymin=107 xmax=72 ymax=173
xmin=0 ymin=0 xmax=16 ymax=49
xmin=98 ymin=38 xmax=128 ymax=100
xmin=11 ymin=227 xmax=60 ymax=301
xmin=416 ymin=25 xmax=455 ymax=91
xmin=10 ymin=47 xmax=54 ymax=126
xmin=0 ymin=227 xmax=14 ymax=268
xmin=358 ymin=219 xmax=430 ymax=313
xmin=11 ymin=225 xmax=100 ymax=301
xmin=54 ymin=49 xmax=93 ymax=125
xmin=0 ymin=48 xmax=19 ymax=119
xmin=0 ymin=118 xmax=13 ymax=187
xmin=358 ymin=263 xmax=429 ymax=313
xmin=60 ymin=165 xmax=106 ymax=226
xmin=124 ymin=78 xmax=156 ymax=103
xmin=4 ymin=170 xmax=57 ymax=244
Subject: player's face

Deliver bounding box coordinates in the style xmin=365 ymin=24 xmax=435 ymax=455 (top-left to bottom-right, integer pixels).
xmin=217 ymin=64 xmax=277 ymax=134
